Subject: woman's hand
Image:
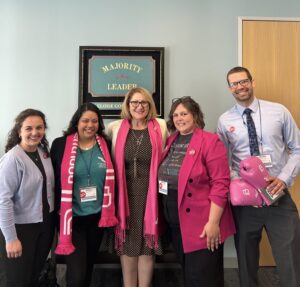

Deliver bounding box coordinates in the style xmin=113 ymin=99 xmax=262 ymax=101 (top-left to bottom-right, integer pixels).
xmin=6 ymin=239 xmax=22 ymax=258
xmin=200 ymin=221 xmax=221 ymax=252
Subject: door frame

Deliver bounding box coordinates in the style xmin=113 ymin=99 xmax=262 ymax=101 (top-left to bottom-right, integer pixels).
xmin=237 ymin=15 xmax=300 ymax=266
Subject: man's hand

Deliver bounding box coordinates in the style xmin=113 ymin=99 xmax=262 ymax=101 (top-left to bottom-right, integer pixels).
xmin=265 ymin=176 xmax=286 ymax=195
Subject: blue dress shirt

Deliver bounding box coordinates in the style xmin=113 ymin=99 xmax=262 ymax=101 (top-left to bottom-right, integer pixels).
xmin=217 ymin=97 xmax=300 ymax=187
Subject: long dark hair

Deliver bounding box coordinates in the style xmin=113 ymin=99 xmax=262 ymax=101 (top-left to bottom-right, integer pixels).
xmin=5 ymin=109 xmax=49 ymax=153
xmin=63 ymin=103 xmax=106 ymax=139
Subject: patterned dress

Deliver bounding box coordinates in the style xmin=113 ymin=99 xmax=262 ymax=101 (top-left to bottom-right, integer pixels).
xmin=117 ymin=128 xmax=163 ymax=256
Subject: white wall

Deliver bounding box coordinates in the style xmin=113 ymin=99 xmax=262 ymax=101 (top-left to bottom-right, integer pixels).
xmin=1 ymin=0 xmax=300 ymax=259
xmin=2 ymin=0 xmax=300 ymax=153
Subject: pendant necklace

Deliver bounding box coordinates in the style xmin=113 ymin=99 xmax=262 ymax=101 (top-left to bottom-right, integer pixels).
xmin=132 ymin=130 xmax=144 ymax=145
xmin=78 ymin=139 xmax=96 ymax=150
xmin=131 ymin=129 xmax=144 ymax=178
xmin=26 ymin=150 xmax=40 ymax=162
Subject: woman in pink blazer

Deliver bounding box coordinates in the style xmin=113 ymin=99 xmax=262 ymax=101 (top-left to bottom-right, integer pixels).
xmin=158 ymin=97 xmax=235 ymax=287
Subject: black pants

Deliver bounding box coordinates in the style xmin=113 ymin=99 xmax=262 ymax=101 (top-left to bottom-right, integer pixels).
xmin=233 ymin=192 xmax=300 ymax=287
xmin=64 ymin=213 xmax=104 ymax=287
xmin=162 ymin=189 xmax=224 ymax=287
xmin=0 ymin=212 xmax=55 ymax=287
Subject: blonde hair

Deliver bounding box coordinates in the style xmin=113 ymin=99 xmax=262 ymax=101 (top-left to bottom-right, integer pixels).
xmin=120 ymin=87 xmax=157 ymax=120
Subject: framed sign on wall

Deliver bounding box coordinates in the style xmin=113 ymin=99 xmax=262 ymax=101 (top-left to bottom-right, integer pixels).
xmin=79 ymin=46 xmax=164 ymax=118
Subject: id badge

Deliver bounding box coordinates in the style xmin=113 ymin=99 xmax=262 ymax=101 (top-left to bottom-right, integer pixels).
xmin=80 ymin=186 xmax=97 ymax=202
xmin=257 ymin=154 xmax=272 ymax=168
xmin=158 ymin=180 xmax=168 ymax=195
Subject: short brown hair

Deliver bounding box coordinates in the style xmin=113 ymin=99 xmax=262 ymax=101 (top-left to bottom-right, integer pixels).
xmin=167 ymin=96 xmax=205 ymax=133
xmin=226 ymin=66 xmax=253 ymax=86
xmin=120 ymin=87 xmax=157 ymax=120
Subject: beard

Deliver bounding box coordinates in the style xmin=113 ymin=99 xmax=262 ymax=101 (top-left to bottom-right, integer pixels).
xmin=233 ymin=87 xmax=254 ymax=103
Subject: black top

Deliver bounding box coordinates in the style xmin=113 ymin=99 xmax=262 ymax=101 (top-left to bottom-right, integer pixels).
xmin=50 ymin=136 xmax=66 ymax=213
xmin=25 ymin=150 xmax=49 ymax=216
xmin=158 ymin=133 xmax=192 ymax=190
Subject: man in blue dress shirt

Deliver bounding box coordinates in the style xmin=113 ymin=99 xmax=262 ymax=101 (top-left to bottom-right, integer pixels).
xmin=217 ymin=66 xmax=300 ymax=287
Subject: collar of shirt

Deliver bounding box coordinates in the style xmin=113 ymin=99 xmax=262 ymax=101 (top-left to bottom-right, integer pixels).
xmin=235 ymin=97 xmax=259 ymax=116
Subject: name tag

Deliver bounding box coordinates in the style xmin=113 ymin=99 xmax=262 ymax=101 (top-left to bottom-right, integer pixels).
xmin=80 ymin=186 xmax=97 ymax=202
xmin=257 ymin=154 xmax=272 ymax=168
xmin=158 ymin=180 xmax=168 ymax=195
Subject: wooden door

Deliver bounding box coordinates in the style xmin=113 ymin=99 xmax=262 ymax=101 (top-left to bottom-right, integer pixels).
xmin=241 ymin=19 xmax=300 ymax=266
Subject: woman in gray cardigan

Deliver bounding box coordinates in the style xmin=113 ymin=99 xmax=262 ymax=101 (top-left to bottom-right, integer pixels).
xmin=0 ymin=109 xmax=55 ymax=287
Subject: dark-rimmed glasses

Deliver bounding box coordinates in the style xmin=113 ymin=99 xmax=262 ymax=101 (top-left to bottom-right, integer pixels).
xmin=228 ymin=79 xmax=251 ymax=88
xmin=129 ymin=100 xmax=149 ymax=108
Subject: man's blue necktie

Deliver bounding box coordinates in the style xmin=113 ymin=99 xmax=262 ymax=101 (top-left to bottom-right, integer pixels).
xmin=243 ymin=108 xmax=260 ymax=156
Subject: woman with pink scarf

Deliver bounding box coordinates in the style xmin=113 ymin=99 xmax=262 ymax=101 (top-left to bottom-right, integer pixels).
xmin=51 ymin=103 xmax=117 ymax=287
xmin=107 ymin=87 xmax=167 ymax=287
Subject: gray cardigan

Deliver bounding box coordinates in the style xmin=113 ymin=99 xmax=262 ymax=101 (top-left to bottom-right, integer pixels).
xmin=0 ymin=145 xmax=54 ymax=243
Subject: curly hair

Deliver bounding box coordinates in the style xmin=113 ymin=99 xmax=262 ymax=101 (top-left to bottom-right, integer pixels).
xmin=167 ymin=96 xmax=205 ymax=133
xmin=5 ymin=109 xmax=49 ymax=154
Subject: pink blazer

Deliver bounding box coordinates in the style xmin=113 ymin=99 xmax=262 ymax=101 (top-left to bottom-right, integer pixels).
xmin=161 ymin=128 xmax=235 ymax=253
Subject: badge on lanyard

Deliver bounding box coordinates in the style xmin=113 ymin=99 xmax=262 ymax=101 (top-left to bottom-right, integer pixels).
xmin=80 ymin=186 xmax=97 ymax=202
xmin=257 ymin=154 xmax=272 ymax=168
xmin=158 ymin=180 xmax=168 ymax=195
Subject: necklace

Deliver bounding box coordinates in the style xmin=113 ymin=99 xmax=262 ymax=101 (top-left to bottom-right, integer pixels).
xmin=131 ymin=129 xmax=144 ymax=178
xmin=132 ymin=129 xmax=144 ymax=145
xmin=26 ymin=150 xmax=40 ymax=162
xmin=78 ymin=139 xmax=96 ymax=150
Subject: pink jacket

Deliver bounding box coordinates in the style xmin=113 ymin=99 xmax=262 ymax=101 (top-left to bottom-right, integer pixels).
xmin=161 ymin=128 xmax=235 ymax=253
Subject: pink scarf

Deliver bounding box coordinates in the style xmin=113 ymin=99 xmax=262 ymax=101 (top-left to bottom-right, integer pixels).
xmin=55 ymin=133 xmax=118 ymax=255
xmin=114 ymin=119 xmax=163 ymax=250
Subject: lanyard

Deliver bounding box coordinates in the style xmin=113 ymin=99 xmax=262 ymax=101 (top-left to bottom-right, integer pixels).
xmin=78 ymin=146 xmax=94 ymax=186
xmin=257 ymin=100 xmax=263 ymax=152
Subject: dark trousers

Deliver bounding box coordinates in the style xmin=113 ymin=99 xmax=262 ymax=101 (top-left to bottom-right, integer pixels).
xmin=169 ymin=224 xmax=224 ymax=287
xmin=0 ymin=212 xmax=55 ymax=287
xmin=233 ymin=192 xmax=300 ymax=287
xmin=64 ymin=213 xmax=104 ymax=287
xmin=162 ymin=189 xmax=224 ymax=287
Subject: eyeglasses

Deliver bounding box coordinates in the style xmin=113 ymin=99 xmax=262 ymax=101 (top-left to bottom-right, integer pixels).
xmin=171 ymin=96 xmax=191 ymax=103
xmin=228 ymin=79 xmax=251 ymax=88
xmin=129 ymin=100 xmax=149 ymax=108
